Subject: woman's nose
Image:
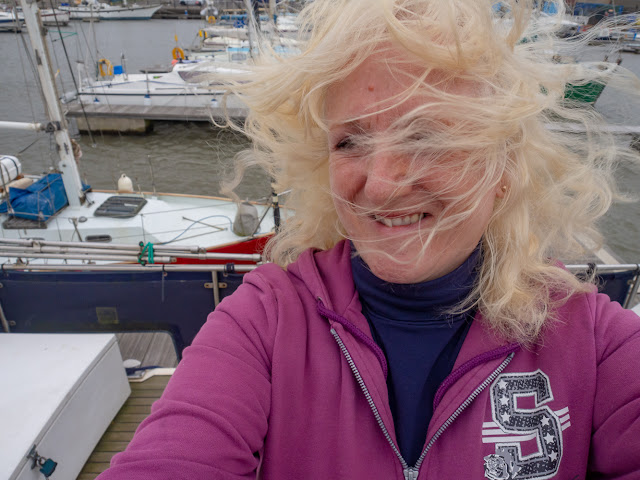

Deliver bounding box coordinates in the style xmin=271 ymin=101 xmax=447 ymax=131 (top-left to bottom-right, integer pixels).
xmin=363 ymin=150 xmax=412 ymax=204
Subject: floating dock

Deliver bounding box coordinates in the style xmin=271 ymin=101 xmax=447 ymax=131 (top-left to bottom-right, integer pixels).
xmin=154 ymin=5 xmax=206 ymax=20
xmin=64 ymin=102 xmax=249 ymax=133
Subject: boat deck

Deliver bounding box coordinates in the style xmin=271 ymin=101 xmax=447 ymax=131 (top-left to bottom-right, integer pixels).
xmin=75 ymin=333 xmax=177 ymax=479
xmin=77 ymin=372 xmax=172 ymax=480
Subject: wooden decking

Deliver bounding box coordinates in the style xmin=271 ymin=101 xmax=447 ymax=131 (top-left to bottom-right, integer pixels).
xmin=75 ymin=332 xmax=178 ymax=479
xmin=77 ymin=372 xmax=172 ymax=480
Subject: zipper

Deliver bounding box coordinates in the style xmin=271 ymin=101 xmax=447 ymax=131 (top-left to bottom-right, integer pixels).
xmin=411 ymin=352 xmax=515 ymax=473
xmin=403 ymin=467 xmax=419 ymax=480
xmin=330 ymin=326 xmax=515 ymax=480
xmin=330 ymin=328 xmax=409 ymax=472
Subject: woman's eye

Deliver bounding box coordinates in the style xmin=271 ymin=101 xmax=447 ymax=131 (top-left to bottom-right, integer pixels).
xmin=408 ymin=132 xmax=429 ymax=142
xmin=334 ymin=136 xmax=355 ymax=150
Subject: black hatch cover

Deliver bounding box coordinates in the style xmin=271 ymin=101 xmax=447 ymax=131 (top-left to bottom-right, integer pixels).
xmin=94 ymin=196 xmax=147 ymax=218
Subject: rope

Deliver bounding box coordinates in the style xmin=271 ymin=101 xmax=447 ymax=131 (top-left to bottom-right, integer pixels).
xmin=157 ymin=215 xmax=234 ymax=245
xmin=138 ymin=241 xmax=155 ymax=265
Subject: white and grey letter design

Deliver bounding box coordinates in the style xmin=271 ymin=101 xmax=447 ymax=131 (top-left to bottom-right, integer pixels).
xmin=482 ymin=370 xmax=571 ymax=480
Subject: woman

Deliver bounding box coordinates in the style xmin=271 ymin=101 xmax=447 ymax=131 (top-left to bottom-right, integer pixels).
xmin=98 ymin=0 xmax=640 ymax=478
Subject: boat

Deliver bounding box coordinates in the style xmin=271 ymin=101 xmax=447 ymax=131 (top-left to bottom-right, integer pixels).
xmin=61 ymin=11 xmax=299 ymax=125
xmin=2 ymin=254 xmax=639 ymax=480
xmin=200 ymin=14 xmax=300 ymax=40
xmin=38 ymin=8 xmax=70 ymax=25
xmin=58 ymin=0 xmax=162 ymax=20
xmin=536 ymin=12 xmax=585 ymax=37
xmin=61 ymin=57 xmax=252 ymax=129
xmin=66 ymin=59 xmax=249 ymax=112
xmin=0 ymin=10 xmax=16 ymax=23
xmin=563 ymin=60 xmax=619 ymax=105
xmin=540 ymin=50 xmax=619 ymax=106
xmin=185 ymin=29 xmax=300 ymax=61
xmin=0 ymin=2 xmax=267 ymax=476
xmin=0 ymin=12 xmax=269 ymax=467
xmin=620 ymin=42 xmax=640 ymax=54
xmin=0 ymin=3 xmax=281 ymax=264
xmin=0 ymin=9 xmax=22 ymax=31
xmin=14 ymin=7 xmax=70 ymax=25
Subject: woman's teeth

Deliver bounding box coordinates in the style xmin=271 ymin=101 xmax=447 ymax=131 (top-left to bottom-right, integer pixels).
xmin=374 ymin=213 xmax=424 ymax=227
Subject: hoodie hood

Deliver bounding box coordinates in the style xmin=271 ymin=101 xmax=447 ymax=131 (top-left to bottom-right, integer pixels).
xmin=286 ymin=240 xmax=360 ymax=316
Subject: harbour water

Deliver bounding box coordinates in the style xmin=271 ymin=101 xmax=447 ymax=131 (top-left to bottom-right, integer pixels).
xmin=1 ymin=19 xmax=640 ymax=261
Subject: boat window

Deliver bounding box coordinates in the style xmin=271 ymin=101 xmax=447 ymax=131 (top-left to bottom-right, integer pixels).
xmin=94 ymin=196 xmax=147 ymax=218
xmin=85 ymin=234 xmax=112 ymax=242
xmin=230 ymin=53 xmax=247 ymax=62
xmin=177 ymin=70 xmax=207 ymax=83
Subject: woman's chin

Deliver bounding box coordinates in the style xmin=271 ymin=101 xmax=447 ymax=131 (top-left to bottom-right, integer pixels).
xmin=359 ymin=254 xmax=431 ymax=284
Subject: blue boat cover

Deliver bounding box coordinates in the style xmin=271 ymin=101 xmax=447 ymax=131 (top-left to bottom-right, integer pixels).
xmin=0 ymin=173 xmax=90 ymax=221
xmin=0 ymin=269 xmax=245 ymax=359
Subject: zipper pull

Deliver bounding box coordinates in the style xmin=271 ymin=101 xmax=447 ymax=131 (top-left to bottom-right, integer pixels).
xmin=403 ymin=467 xmax=419 ymax=480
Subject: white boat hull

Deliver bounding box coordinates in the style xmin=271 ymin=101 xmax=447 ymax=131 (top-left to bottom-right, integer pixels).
xmin=59 ymin=4 xmax=161 ymax=20
xmin=77 ymin=89 xmax=244 ymax=109
xmin=0 ymin=190 xmax=277 ymax=264
xmin=74 ymin=62 xmax=247 ymax=110
xmin=40 ymin=10 xmax=70 ymax=25
xmin=14 ymin=9 xmax=70 ymax=26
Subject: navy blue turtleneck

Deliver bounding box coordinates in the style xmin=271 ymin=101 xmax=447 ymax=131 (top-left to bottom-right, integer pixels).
xmin=351 ymin=246 xmax=479 ymax=466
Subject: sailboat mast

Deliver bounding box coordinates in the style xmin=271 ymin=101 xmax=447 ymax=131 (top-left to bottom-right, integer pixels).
xmin=19 ymin=0 xmax=85 ymax=207
xmin=244 ymin=0 xmax=260 ymax=59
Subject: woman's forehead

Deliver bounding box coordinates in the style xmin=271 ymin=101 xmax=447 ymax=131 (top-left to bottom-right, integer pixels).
xmin=325 ymin=51 xmax=479 ymax=127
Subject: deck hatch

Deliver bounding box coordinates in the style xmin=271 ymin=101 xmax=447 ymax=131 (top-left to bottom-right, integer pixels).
xmin=2 ymin=216 xmax=47 ymax=229
xmin=94 ymin=196 xmax=147 ymax=218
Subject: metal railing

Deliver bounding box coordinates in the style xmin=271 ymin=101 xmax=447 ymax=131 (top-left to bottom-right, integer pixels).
xmin=0 ymin=237 xmax=262 ymax=266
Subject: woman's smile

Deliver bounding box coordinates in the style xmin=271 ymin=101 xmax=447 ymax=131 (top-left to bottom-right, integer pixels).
xmin=373 ymin=213 xmax=427 ymax=228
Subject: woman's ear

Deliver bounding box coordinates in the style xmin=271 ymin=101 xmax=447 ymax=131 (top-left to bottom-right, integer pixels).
xmin=495 ymin=182 xmax=508 ymax=199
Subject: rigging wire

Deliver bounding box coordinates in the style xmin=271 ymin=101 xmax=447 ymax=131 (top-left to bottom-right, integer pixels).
xmin=17 ymin=137 xmax=42 ymax=155
xmin=75 ymin=20 xmax=119 ymax=187
xmin=75 ymin=20 xmax=111 ymax=149
xmin=47 ymin=0 xmax=97 ymax=146
xmin=10 ymin=0 xmax=47 ymax=159
xmin=11 ymin=0 xmax=43 ymax=126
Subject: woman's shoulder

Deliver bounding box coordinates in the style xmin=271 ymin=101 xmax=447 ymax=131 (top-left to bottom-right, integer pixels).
xmin=217 ymin=240 xmax=352 ymax=315
xmin=245 ymin=240 xmax=353 ymax=299
xmin=558 ymin=288 xmax=640 ymax=363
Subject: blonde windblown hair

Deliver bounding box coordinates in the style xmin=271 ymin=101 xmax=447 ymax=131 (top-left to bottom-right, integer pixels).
xmin=218 ymin=0 xmax=638 ymax=344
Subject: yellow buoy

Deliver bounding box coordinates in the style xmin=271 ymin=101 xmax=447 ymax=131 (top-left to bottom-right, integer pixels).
xmin=98 ymin=58 xmax=113 ymax=77
xmin=172 ymin=46 xmax=185 ymax=61
xmin=207 ymin=15 xmax=216 ymax=24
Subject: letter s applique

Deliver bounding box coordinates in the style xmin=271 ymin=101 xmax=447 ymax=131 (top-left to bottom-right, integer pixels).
xmin=482 ymin=370 xmax=571 ymax=480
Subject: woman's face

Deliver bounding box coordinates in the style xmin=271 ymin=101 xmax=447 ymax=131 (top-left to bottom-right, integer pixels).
xmin=325 ymin=53 xmax=503 ymax=284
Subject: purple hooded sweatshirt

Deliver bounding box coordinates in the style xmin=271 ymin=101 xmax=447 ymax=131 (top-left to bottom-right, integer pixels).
xmin=97 ymin=240 xmax=640 ymax=480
